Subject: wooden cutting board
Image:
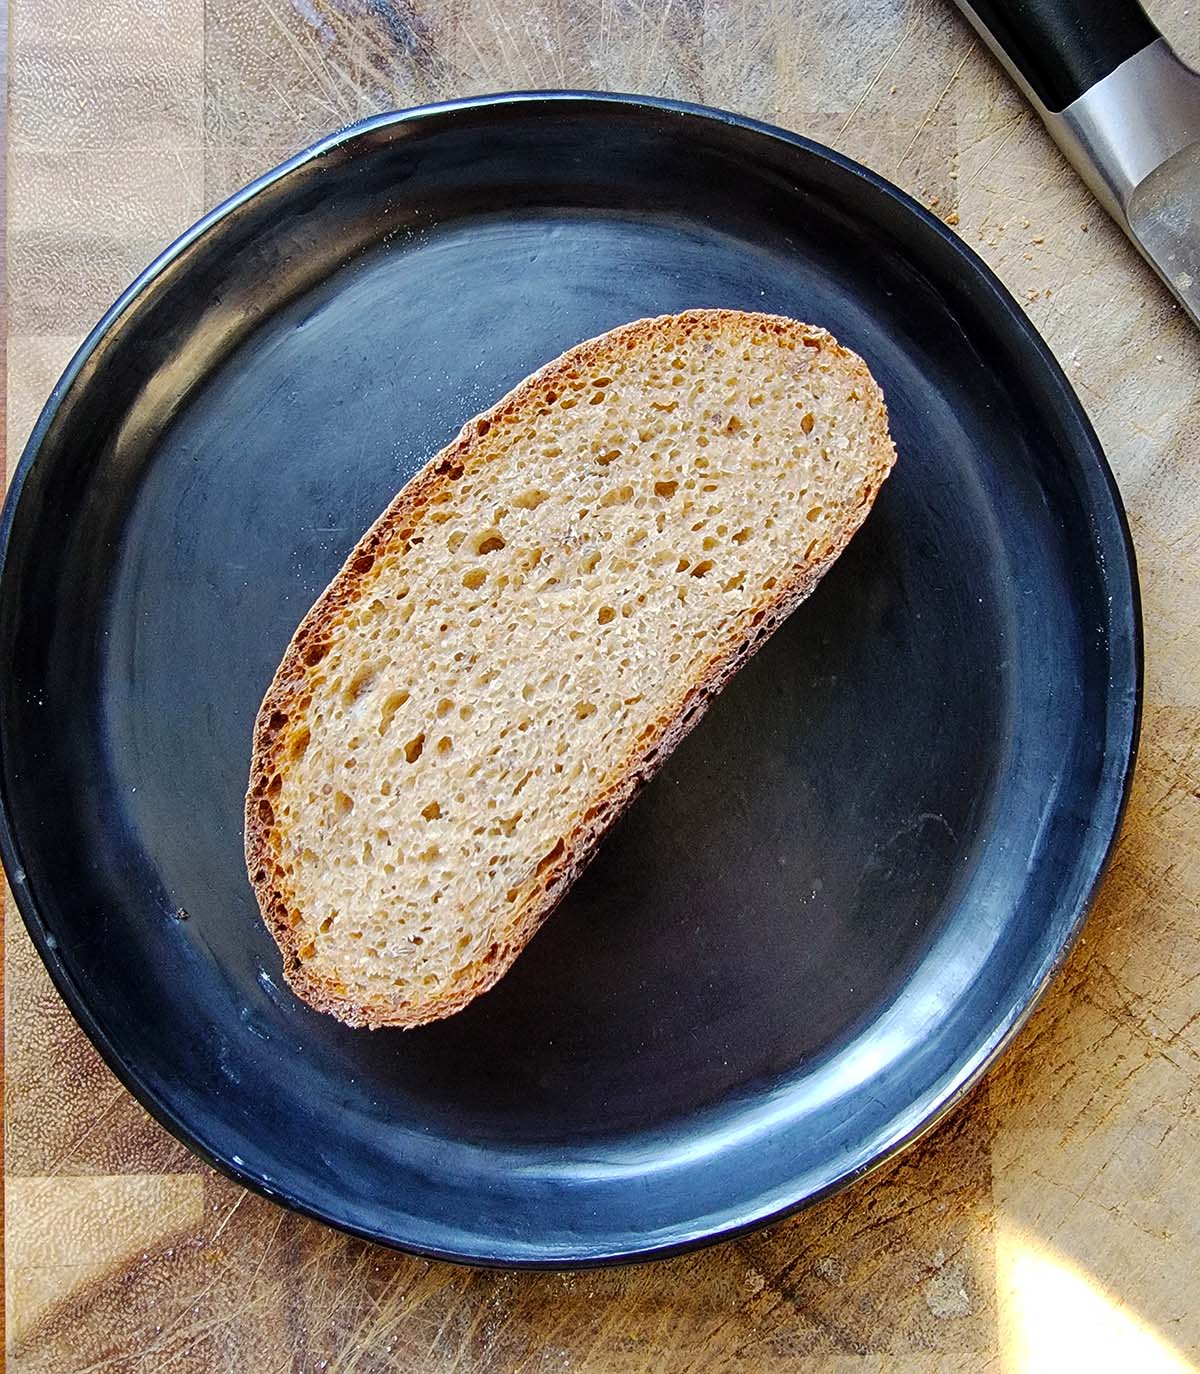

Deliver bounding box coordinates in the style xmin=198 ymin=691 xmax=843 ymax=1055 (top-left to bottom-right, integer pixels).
xmin=4 ymin=1 xmax=1199 ymax=1370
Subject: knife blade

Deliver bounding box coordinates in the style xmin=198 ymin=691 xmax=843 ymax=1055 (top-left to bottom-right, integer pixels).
xmin=953 ymin=0 xmax=1200 ymax=329
xmin=1127 ymin=140 xmax=1200 ymax=324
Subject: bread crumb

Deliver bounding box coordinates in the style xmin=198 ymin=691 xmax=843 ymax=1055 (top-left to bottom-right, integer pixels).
xmin=945 ymin=211 xmax=959 ymax=226
xmin=925 ymin=1262 xmax=972 ymax=1319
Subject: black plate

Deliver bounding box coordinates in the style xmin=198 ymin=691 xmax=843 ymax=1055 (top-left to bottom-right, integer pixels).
xmin=0 ymin=94 xmax=1140 ymax=1265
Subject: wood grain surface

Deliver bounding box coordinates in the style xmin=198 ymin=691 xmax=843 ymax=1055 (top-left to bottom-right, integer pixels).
xmin=5 ymin=1 xmax=1200 ymax=1370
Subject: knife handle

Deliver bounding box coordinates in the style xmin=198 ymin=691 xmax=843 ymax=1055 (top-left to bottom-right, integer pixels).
xmin=956 ymin=0 xmax=1160 ymax=112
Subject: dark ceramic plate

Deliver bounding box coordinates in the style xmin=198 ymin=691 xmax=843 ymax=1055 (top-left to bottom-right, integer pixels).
xmin=0 ymin=94 xmax=1140 ymax=1265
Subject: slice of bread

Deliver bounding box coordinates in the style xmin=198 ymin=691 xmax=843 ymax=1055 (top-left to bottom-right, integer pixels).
xmin=246 ymin=310 xmax=896 ymax=1028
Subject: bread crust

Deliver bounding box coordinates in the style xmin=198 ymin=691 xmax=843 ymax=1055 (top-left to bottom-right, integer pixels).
xmin=245 ymin=310 xmax=896 ymax=1028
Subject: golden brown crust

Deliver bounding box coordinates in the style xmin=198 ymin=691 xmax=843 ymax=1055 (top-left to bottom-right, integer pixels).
xmin=245 ymin=309 xmax=896 ymax=1028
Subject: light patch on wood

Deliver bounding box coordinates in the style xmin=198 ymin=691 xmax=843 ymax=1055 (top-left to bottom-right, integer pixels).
xmin=7 ymin=1173 xmax=205 ymax=1344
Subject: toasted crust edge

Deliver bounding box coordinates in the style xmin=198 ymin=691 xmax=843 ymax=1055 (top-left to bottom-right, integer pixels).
xmin=245 ymin=309 xmax=896 ymax=1028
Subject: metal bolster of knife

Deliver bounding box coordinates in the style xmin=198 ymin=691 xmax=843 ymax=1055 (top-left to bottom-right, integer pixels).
xmin=1040 ymin=39 xmax=1200 ymax=230
xmin=1032 ymin=39 xmax=1200 ymax=325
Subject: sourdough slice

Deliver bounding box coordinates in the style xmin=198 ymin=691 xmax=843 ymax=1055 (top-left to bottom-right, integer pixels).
xmin=246 ymin=310 xmax=896 ymax=1028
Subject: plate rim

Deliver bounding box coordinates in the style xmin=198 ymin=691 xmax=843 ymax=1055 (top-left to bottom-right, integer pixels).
xmin=0 ymin=90 xmax=1143 ymax=1267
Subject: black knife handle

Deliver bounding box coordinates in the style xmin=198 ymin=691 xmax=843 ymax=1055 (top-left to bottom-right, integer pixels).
xmin=960 ymin=0 xmax=1161 ymax=111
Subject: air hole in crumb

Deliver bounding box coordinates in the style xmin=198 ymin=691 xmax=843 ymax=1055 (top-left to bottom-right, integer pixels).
xmin=536 ymin=839 xmax=566 ymax=876
xmin=288 ymin=727 xmax=311 ymax=761
xmin=342 ymin=665 xmax=376 ymax=705
xmin=299 ymin=942 xmax=316 ymax=960
xmin=575 ymin=702 xmax=597 ymax=720
xmin=333 ymin=791 xmax=353 ymax=816
xmin=597 ymin=606 xmax=616 ymax=625
xmin=379 ymin=691 xmax=409 ymax=735
xmin=801 ymin=412 xmax=815 ymax=434
xmin=404 ymin=733 xmax=425 ymax=763
xmin=514 ymin=488 xmax=549 ymax=509
xmin=436 ymin=736 xmax=453 ymax=755
xmin=462 ymin=567 xmax=487 ymax=589
xmin=654 ymin=480 xmax=678 ymax=498
xmin=600 ymin=485 xmax=633 ymax=508
xmin=422 ymin=800 xmax=441 ymax=820
xmin=474 ymin=530 xmax=506 ymax=556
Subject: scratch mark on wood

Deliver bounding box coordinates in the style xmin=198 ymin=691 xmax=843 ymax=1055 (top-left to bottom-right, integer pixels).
xmin=208 ymin=1188 xmax=249 ymax=1245
xmin=898 ymin=43 xmax=974 ymax=171
xmin=837 ymin=4 xmax=918 ymax=136
xmin=24 ymin=1087 xmax=127 ymax=1202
